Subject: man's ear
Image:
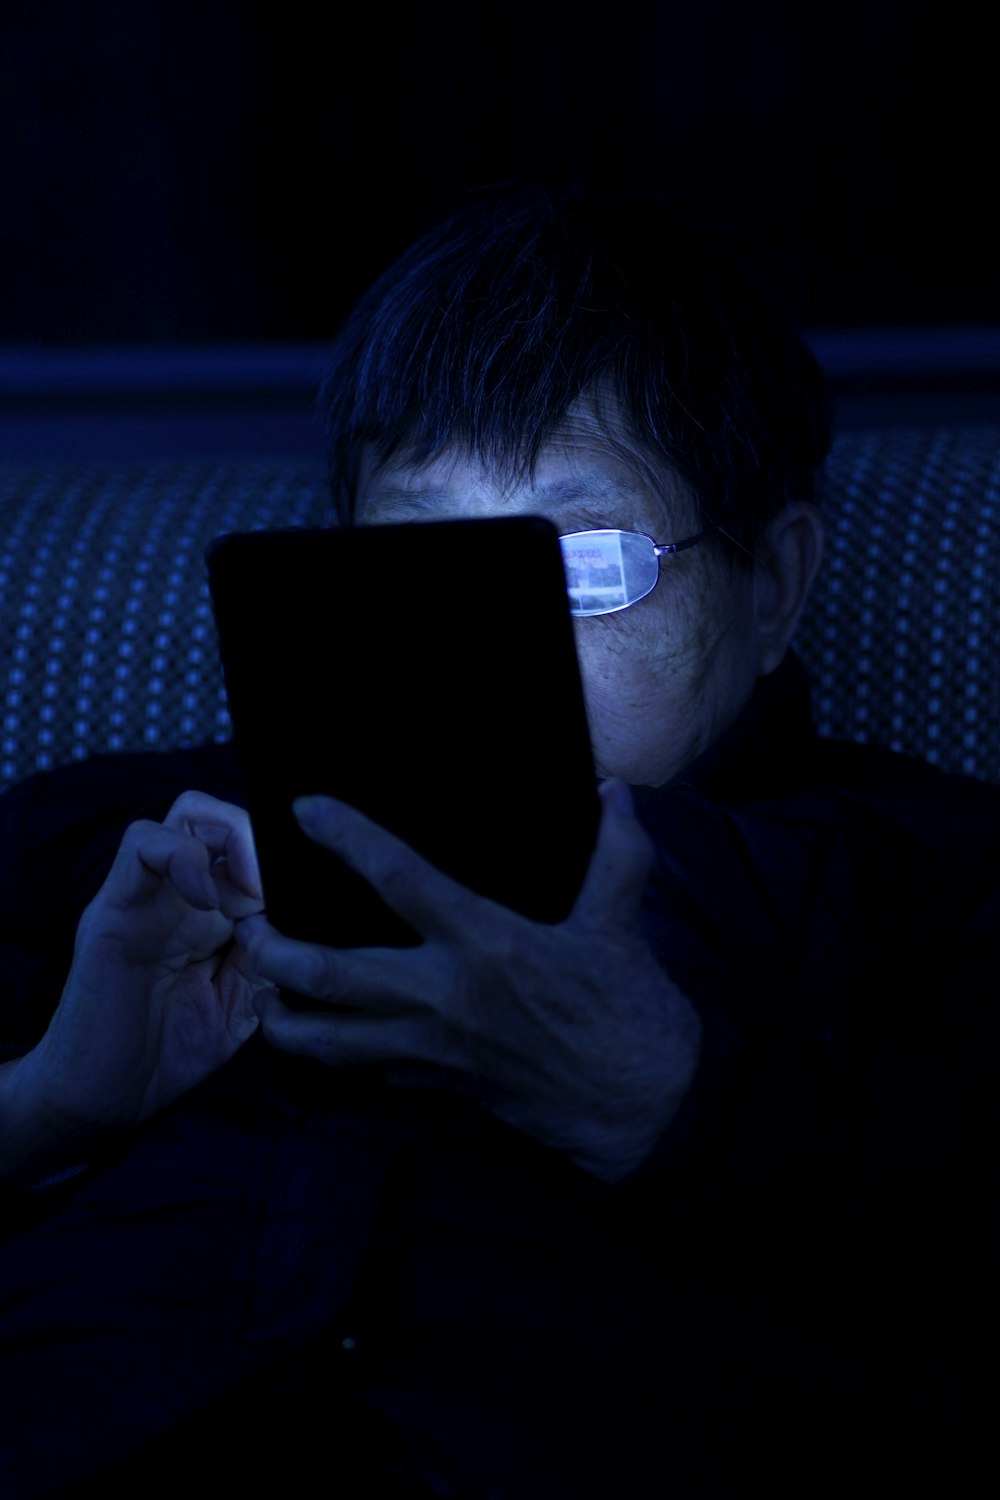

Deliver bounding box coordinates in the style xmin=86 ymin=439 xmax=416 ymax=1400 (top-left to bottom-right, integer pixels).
xmin=753 ymin=502 xmax=824 ymax=677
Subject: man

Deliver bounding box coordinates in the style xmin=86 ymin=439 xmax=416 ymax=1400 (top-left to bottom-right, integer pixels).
xmin=0 ymin=178 xmax=996 ymax=1496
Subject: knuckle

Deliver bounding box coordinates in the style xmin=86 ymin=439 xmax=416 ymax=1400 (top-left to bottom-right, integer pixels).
xmin=468 ymin=914 xmax=526 ymax=968
xmin=369 ymin=854 xmax=412 ymax=907
xmin=114 ymin=819 xmax=167 ymax=872
xmin=295 ymin=943 xmax=352 ymax=1001
xmin=119 ymin=816 xmax=159 ymax=846
xmin=306 ymin=946 xmax=337 ymax=995
xmin=164 ymin=789 xmax=206 ymax=823
xmin=164 ymin=790 xmax=247 ymax=839
xmin=237 ymin=919 xmax=262 ymax=961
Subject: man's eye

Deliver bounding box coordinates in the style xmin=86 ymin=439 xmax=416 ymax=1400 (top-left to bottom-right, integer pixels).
xmin=361 ymin=506 xmax=421 ymax=524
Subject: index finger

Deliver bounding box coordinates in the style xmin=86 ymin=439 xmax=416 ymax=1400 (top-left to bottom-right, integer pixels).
xmin=163 ymin=790 xmax=263 ymax=901
xmin=292 ymin=795 xmax=485 ymax=939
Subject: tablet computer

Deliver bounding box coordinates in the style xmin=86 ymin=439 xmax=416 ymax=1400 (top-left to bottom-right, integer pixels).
xmin=206 ymin=515 xmax=600 ymax=949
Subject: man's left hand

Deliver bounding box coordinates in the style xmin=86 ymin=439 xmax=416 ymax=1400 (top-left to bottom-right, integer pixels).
xmin=236 ymin=779 xmax=701 ymax=1182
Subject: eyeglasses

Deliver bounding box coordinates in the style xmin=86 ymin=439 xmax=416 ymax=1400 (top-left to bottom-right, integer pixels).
xmin=558 ymin=527 xmax=717 ymax=617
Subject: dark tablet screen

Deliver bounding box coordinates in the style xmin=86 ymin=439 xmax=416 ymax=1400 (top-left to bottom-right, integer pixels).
xmin=206 ymin=516 xmax=599 ymax=948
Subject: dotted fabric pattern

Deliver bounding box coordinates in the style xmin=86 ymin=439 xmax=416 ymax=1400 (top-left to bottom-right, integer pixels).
xmin=798 ymin=425 xmax=1000 ymax=785
xmin=0 ymin=458 xmax=333 ymax=792
xmin=1 ymin=428 xmax=999 ymax=794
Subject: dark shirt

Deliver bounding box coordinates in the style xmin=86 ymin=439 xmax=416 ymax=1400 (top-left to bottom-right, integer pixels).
xmin=0 ymin=650 xmax=996 ymax=1497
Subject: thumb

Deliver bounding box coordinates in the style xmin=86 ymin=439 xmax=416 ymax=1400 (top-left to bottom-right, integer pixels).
xmin=569 ymin=778 xmax=653 ymax=932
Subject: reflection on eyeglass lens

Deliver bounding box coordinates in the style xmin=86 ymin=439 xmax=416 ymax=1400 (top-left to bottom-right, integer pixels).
xmin=559 ymin=531 xmax=660 ymax=616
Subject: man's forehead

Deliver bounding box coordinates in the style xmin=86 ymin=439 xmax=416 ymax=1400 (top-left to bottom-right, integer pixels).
xmin=365 ymin=469 xmax=630 ymax=507
xmin=358 ymin=437 xmax=692 ymax=521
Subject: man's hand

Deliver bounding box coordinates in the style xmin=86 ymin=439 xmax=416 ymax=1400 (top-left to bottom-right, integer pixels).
xmin=237 ymin=779 xmax=701 ymax=1182
xmin=2 ymin=792 xmax=275 ymax=1173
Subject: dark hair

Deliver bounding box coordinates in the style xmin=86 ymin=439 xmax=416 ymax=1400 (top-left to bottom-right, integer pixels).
xmin=317 ymin=177 xmax=833 ymax=554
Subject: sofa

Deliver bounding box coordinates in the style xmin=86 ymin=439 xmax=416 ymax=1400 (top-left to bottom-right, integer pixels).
xmin=2 ymin=421 xmax=1000 ymax=798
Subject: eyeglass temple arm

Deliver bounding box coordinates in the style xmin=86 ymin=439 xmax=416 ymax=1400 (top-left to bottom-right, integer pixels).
xmin=652 ymin=524 xmax=719 ymax=557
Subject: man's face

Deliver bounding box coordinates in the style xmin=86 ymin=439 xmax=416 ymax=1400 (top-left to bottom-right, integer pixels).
xmin=355 ymin=404 xmax=765 ymax=787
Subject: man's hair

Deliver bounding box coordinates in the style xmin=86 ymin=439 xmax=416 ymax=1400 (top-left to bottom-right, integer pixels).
xmin=317 ymin=176 xmax=833 ymax=555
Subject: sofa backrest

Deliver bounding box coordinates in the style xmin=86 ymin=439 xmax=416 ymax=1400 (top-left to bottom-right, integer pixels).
xmin=800 ymin=424 xmax=1000 ymax=784
xmin=2 ymin=423 xmax=999 ymax=794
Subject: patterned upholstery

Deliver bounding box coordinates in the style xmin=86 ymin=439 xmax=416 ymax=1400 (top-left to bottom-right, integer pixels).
xmin=1 ymin=426 xmax=999 ymax=794
xmin=799 ymin=425 xmax=1000 ymax=783
xmin=0 ymin=458 xmax=333 ymax=792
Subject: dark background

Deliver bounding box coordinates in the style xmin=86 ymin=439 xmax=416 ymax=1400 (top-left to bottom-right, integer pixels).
xmin=1 ymin=0 xmax=998 ymax=453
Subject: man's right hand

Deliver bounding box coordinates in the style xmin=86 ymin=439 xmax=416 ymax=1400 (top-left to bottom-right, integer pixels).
xmin=0 ymin=791 xmax=275 ymax=1176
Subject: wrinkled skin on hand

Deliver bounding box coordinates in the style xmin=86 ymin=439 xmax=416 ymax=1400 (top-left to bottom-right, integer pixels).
xmin=1 ymin=792 xmax=274 ymax=1173
xmin=237 ymin=779 xmax=701 ymax=1182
